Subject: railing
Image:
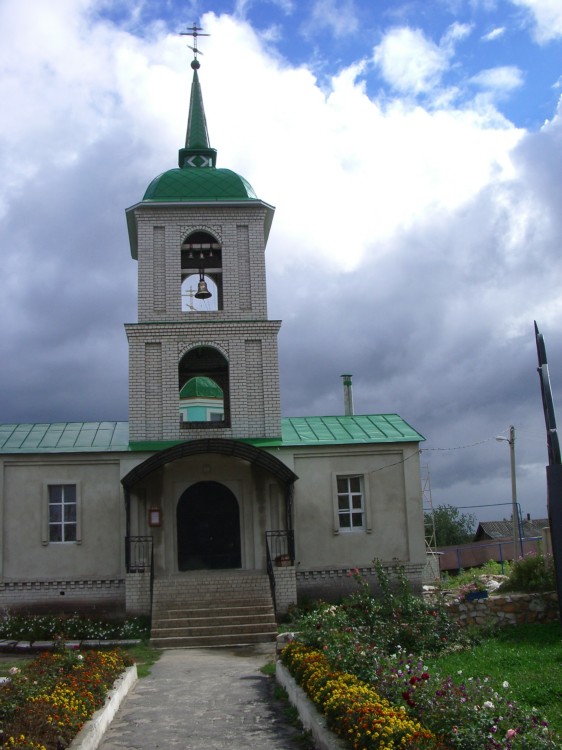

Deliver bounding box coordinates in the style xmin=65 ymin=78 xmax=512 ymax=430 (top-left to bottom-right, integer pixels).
xmin=125 ymin=536 xmax=153 ymax=573
xmin=265 ymin=530 xmax=295 ymax=613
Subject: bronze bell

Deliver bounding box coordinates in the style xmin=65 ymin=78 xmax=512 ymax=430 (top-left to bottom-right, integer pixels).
xmin=195 ymin=276 xmax=211 ymax=299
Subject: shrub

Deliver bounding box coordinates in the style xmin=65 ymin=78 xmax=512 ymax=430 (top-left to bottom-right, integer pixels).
xmin=293 ymin=561 xmax=468 ymax=662
xmin=498 ymin=553 xmax=556 ymax=593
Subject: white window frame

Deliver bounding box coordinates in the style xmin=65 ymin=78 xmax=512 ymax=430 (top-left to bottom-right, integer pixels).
xmin=332 ymin=473 xmax=372 ymax=534
xmin=42 ymin=482 xmax=82 ymax=545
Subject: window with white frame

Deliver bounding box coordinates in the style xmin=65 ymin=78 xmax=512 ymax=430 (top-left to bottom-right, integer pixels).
xmin=48 ymin=485 xmax=77 ymax=542
xmin=336 ymin=475 xmax=365 ymax=531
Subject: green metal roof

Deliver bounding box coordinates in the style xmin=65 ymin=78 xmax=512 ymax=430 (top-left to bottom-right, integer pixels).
xmin=178 ymin=63 xmax=217 ymax=169
xmin=247 ymin=415 xmax=425 ymax=448
xmin=0 ymin=422 xmax=130 ymax=453
xmin=0 ymin=416 xmax=423 ymax=454
xmin=126 ymin=54 xmax=274 ymax=260
xmin=143 ymin=168 xmax=257 ymax=202
xmin=180 ymin=376 xmax=223 ymax=399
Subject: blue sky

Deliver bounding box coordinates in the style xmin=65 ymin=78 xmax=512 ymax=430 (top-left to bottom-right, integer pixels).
xmin=1 ymin=0 xmax=562 ymax=524
xmin=96 ymin=0 xmax=562 ymax=129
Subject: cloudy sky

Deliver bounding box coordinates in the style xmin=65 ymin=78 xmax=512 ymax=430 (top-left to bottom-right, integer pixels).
xmin=1 ymin=0 xmax=562 ymax=525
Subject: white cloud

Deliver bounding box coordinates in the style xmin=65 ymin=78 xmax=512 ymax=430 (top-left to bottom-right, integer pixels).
xmin=373 ymin=27 xmax=450 ymax=95
xmin=470 ymin=65 xmax=525 ymax=92
xmin=1 ymin=2 xmax=561 ymax=520
xmin=441 ymin=21 xmax=474 ymax=47
xmin=481 ymin=26 xmax=506 ymax=41
xmin=302 ymin=0 xmax=359 ymax=39
xmin=509 ymin=0 xmax=562 ymax=42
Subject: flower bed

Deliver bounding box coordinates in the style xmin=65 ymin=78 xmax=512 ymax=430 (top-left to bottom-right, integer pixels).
xmin=281 ymin=642 xmax=437 ymax=749
xmin=0 ymin=613 xmax=148 ymax=642
xmin=0 ymin=649 xmax=132 ymax=750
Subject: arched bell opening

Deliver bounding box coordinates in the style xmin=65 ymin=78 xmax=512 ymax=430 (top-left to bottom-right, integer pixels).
xmin=176 ymin=481 xmax=241 ymax=570
xmin=181 ymin=231 xmax=223 ymax=311
xmin=178 ymin=346 xmax=230 ymax=428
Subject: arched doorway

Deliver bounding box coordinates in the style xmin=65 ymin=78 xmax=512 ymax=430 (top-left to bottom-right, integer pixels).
xmin=177 ymin=481 xmax=241 ymax=570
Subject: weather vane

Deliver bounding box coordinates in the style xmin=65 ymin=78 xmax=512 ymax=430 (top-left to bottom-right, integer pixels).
xmin=180 ymin=23 xmax=209 ymax=61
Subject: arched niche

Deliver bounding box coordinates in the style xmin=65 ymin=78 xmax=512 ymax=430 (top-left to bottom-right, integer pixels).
xmin=181 ymin=231 xmax=222 ymax=311
xmin=179 ymin=346 xmax=230 ymax=428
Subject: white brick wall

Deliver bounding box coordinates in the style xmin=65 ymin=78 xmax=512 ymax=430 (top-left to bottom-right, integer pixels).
xmin=125 ymin=572 xmax=152 ymax=616
xmin=272 ymin=566 xmax=297 ymax=614
xmin=0 ymin=579 xmax=125 ymax=615
xmin=295 ymin=563 xmax=425 ymax=602
xmin=127 ymin=201 xmax=282 ymax=443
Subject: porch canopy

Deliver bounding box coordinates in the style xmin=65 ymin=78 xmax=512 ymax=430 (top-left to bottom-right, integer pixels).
xmin=121 ymin=437 xmax=297 ymax=489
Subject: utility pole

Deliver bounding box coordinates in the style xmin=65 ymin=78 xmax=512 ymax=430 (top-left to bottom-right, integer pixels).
xmin=496 ymin=425 xmax=521 ymax=559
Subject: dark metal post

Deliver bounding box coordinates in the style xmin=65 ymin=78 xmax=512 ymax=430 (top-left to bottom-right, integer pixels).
xmin=534 ymin=322 xmax=562 ymax=624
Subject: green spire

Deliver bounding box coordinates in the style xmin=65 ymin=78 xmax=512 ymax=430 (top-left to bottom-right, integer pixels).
xmin=178 ymin=59 xmax=217 ymax=169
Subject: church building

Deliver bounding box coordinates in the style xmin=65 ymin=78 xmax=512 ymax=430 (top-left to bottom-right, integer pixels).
xmin=0 ymin=39 xmax=425 ymax=645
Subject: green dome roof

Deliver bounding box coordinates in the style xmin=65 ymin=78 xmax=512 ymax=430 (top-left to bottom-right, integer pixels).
xmin=180 ymin=377 xmax=223 ymax=400
xmin=143 ymin=167 xmax=257 ymax=202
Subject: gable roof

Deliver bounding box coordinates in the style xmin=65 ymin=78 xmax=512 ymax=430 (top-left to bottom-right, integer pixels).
xmin=474 ymin=519 xmax=550 ymax=541
xmin=0 ymin=415 xmax=424 ymax=454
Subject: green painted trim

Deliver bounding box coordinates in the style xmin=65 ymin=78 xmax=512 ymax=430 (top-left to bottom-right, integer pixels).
xmin=128 ymin=440 xmax=184 ymax=452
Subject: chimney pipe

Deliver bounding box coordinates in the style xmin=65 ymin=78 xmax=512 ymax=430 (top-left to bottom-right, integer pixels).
xmin=341 ymin=374 xmax=354 ymax=416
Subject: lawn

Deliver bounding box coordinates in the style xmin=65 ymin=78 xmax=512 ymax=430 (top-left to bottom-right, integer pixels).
xmin=425 ymin=621 xmax=562 ymax=735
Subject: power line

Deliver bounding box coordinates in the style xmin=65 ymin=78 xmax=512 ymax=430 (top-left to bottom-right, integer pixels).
xmin=421 ymin=435 xmax=499 ymax=452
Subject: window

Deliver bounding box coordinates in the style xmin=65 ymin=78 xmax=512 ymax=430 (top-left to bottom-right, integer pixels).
xmin=336 ymin=475 xmax=365 ymax=531
xmin=48 ymin=485 xmax=77 ymax=542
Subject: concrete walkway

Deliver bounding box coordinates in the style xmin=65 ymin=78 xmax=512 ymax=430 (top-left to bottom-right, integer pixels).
xmin=97 ymin=645 xmax=308 ymax=750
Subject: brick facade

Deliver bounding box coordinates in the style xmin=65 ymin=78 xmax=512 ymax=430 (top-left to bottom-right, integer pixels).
xmin=0 ymin=579 xmax=125 ymax=616
xmin=272 ymin=565 xmax=297 ymax=614
xmin=127 ymin=204 xmax=282 ymax=442
xmin=295 ymin=563 xmax=425 ymax=603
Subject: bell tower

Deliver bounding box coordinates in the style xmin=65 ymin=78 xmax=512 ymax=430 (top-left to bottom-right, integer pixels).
xmin=125 ymin=32 xmax=282 ymax=444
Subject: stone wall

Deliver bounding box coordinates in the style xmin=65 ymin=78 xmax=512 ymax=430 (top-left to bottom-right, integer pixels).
xmin=446 ymin=591 xmax=559 ymax=628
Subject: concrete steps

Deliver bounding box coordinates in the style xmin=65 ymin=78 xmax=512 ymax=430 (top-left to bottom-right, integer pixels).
xmin=150 ymin=572 xmax=277 ymax=648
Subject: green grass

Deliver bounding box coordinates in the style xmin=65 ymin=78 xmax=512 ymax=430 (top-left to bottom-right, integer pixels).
xmin=0 ymin=653 xmax=33 ymax=678
xmin=122 ymin=642 xmax=162 ymax=677
xmin=260 ymin=660 xmax=276 ymax=676
xmin=426 ymin=621 xmax=562 ymax=734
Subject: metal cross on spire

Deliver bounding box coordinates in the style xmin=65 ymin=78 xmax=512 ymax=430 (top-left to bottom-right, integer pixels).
xmin=180 ymin=23 xmax=209 ymax=61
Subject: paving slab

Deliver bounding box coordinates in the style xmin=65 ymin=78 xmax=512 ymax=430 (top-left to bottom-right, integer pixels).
xmin=97 ymin=645 xmax=309 ymax=750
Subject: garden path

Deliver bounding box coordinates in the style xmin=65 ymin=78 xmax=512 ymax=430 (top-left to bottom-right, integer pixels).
xmin=97 ymin=644 xmax=307 ymax=750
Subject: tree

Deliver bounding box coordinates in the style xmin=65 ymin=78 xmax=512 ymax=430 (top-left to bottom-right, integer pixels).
xmin=425 ymin=504 xmax=477 ymax=547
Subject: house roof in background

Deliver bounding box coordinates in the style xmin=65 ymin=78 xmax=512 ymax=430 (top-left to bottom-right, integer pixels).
xmin=475 ymin=519 xmax=550 ymax=541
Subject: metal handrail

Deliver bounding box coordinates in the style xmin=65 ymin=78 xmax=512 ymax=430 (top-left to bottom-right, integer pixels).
xmin=265 ymin=530 xmax=295 ymax=613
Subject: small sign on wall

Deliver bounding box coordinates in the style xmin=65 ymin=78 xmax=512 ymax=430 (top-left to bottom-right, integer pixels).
xmin=148 ymin=506 xmax=162 ymax=527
